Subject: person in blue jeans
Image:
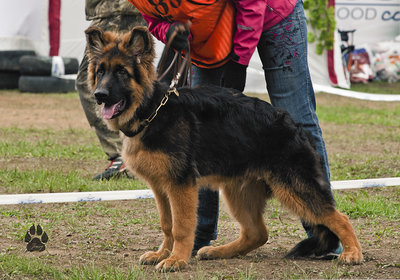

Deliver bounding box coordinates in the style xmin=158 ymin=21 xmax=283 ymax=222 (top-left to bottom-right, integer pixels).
xmin=191 ymin=0 xmax=341 ymax=257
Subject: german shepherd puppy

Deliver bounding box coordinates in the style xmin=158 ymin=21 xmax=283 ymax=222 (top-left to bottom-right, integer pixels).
xmin=85 ymin=26 xmax=362 ymax=271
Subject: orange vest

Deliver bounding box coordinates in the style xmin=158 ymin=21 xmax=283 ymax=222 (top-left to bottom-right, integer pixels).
xmin=128 ymin=0 xmax=235 ymax=68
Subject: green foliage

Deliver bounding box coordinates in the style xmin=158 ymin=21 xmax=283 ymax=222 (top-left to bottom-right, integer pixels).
xmin=304 ymin=0 xmax=336 ymax=54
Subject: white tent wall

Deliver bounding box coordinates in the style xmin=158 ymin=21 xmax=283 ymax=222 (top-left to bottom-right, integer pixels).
xmin=0 ymin=0 xmax=49 ymax=54
xmin=59 ymin=0 xmax=89 ymax=61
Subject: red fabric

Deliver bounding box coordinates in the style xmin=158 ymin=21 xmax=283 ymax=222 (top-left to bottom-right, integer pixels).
xmin=327 ymin=0 xmax=338 ymax=85
xmin=48 ymin=0 xmax=61 ymax=56
xmin=132 ymin=0 xmax=235 ymax=68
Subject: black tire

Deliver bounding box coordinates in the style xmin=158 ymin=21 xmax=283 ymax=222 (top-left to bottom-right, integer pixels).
xmin=0 ymin=50 xmax=36 ymax=71
xmin=19 ymin=55 xmax=79 ymax=76
xmin=18 ymin=76 xmax=76 ymax=93
xmin=0 ymin=71 xmax=20 ymax=89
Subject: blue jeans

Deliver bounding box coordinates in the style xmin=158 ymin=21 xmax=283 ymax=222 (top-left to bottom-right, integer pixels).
xmin=257 ymin=0 xmax=331 ymax=236
xmin=257 ymin=0 xmax=330 ymax=181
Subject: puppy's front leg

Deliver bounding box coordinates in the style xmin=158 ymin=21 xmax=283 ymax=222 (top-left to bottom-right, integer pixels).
xmin=155 ymin=184 xmax=198 ymax=271
xmin=140 ymin=188 xmax=173 ymax=265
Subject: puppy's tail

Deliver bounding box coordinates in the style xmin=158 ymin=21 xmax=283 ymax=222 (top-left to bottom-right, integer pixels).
xmin=285 ymin=225 xmax=340 ymax=259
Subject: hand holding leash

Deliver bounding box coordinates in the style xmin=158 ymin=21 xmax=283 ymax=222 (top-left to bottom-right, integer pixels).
xmin=158 ymin=21 xmax=192 ymax=88
xmin=166 ymin=22 xmax=191 ymax=51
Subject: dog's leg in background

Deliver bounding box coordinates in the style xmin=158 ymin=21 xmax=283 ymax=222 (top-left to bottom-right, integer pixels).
xmin=139 ymin=189 xmax=173 ymax=265
xmin=155 ymin=184 xmax=198 ymax=271
xmin=197 ymin=179 xmax=269 ymax=259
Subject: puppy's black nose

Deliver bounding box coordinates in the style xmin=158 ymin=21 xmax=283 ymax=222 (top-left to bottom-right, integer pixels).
xmin=94 ymin=88 xmax=109 ymax=104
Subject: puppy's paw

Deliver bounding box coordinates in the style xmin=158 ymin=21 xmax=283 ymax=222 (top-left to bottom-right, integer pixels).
xmin=139 ymin=250 xmax=170 ymax=265
xmin=339 ymin=249 xmax=363 ymax=264
xmin=155 ymin=256 xmax=187 ymax=272
xmin=196 ymin=246 xmax=220 ymax=260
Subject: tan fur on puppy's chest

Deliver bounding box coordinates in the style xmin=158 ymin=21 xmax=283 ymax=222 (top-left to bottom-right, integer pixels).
xmin=122 ymin=136 xmax=175 ymax=192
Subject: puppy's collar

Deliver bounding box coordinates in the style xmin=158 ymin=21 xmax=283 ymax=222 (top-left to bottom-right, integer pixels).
xmin=121 ymin=87 xmax=179 ymax=138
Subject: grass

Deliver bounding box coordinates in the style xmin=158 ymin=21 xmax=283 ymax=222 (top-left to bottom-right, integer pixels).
xmin=0 ymin=127 xmax=103 ymax=160
xmin=315 ymin=92 xmax=400 ymax=181
xmin=1 ymin=86 xmax=400 ymax=279
xmin=1 ymin=93 xmax=398 ymax=193
xmin=0 ymin=254 xmax=160 ymax=280
xmin=335 ymin=188 xmax=400 ymax=220
xmin=2 ymin=187 xmax=399 ymax=279
xmin=329 ymin=154 xmax=400 ymax=180
xmin=0 ymin=126 xmax=148 ymax=193
xmin=0 ymin=169 xmax=148 ymax=193
xmin=1 ymin=255 xmax=263 ymax=280
xmin=317 ymin=104 xmax=400 ymax=126
xmin=350 ymin=81 xmax=400 ymax=94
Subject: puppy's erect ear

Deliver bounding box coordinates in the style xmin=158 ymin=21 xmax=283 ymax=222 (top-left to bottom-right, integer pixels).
xmin=122 ymin=26 xmax=154 ymax=63
xmin=85 ymin=26 xmax=106 ymax=57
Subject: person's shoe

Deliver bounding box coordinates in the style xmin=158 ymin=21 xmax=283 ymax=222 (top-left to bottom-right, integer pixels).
xmin=314 ymin=242 xmax=343 ymax=260
xmin=93 ymin=157 xmax=127 ymax=180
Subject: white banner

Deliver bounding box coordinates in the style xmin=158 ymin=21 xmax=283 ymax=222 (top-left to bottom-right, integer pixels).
xmin=335 ymin=0 xmax=400 ymax=45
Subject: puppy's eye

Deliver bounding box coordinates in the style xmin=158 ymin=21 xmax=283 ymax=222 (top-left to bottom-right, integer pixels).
xmin=97 ymin=68 xmax=104 ymax=77
xmin=117 ymin=68 xmax=128 ymax=76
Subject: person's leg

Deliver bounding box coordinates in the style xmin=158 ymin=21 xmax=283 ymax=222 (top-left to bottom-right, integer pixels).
xmin=257 ymin=1 xmax=339 ymax=254
xmin=192 ymin=65 xmax=225 ymax=87
xmin=193 ymin=187 xmax=219 ymax=252
xmin=190 ymin=65 xmax=224 ymax=252
xmin=257 ymin=0 xmax=330 ymax=181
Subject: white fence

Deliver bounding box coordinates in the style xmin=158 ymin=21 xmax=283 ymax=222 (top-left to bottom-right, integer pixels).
xmin=1 ymin=177 xmax=400 ymax=205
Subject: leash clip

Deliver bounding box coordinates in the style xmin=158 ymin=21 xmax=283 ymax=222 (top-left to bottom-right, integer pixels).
xmin=167 ymin=87 xmax=180 ymax=97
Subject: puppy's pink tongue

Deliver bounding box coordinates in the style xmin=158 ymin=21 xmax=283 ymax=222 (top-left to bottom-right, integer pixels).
xmin=101 ymin=103 xmax=120 ymax=119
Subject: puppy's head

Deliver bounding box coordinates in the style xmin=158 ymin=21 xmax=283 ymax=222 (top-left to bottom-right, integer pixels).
xmin=85 ymin=26 xmax=155 ymax=130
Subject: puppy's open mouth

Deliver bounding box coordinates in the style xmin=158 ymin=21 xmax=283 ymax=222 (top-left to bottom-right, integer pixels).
xmin=101 ymin=99 xmax=126 ymax=119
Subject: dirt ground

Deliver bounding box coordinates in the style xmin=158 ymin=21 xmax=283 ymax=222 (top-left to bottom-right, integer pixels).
xmin=1 ymin=91 xmax=400 ymax=279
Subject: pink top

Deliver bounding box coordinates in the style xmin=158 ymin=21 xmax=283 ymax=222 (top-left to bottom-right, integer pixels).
xmin=142 ymin=0 xmax=297 ymax=66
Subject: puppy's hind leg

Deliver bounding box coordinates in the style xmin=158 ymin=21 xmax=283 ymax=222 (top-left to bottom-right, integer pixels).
xmin=268 ymin=175 xmax=362 ymax=264
xmin=197 ymin=179 xmax=269 ymax=259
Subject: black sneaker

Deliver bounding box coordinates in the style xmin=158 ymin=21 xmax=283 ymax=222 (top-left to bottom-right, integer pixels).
xmin=314 ymin=243 xmax=343 ymax=260
xmin=93 ymin=157 xmax=127 ymax=180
